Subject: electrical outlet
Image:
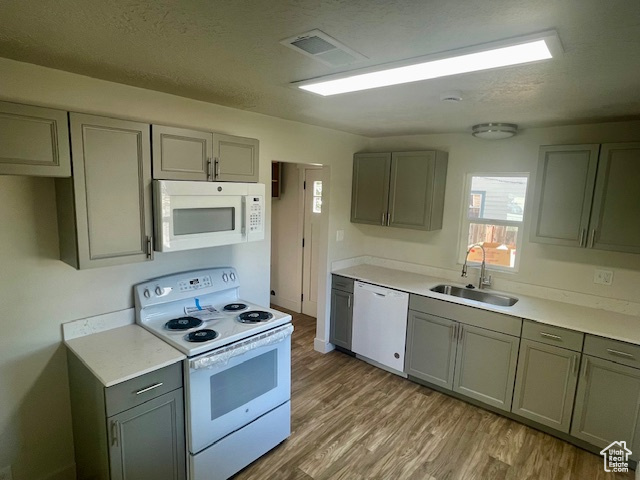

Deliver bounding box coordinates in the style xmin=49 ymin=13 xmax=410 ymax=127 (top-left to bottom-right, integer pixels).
xmin=594 ymin=269 xmax=614 ymax=286
xmin=336 ymin=229 xmax=344 ymax=242
xmin=0 ymin=465 xmax=13 ymax=480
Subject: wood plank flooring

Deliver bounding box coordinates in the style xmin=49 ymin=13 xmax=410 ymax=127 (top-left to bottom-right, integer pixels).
xmin=233 ymin=309 xmax=634 ymax=480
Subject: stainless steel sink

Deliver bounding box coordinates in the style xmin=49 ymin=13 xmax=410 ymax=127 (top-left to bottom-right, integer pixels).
xmin=430 ymin=284 xmax=518 ymax=307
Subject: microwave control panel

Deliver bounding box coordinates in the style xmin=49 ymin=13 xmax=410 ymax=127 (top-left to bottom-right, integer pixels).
xmin=248 ymin=196 xmax=264 ymax=234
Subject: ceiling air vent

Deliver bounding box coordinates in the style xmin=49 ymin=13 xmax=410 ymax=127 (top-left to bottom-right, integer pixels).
xmin=280 ymin=29 xmax=367 ymax=67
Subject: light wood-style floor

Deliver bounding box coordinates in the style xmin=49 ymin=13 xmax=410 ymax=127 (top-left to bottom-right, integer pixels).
xmin=233 ymin=309 xmax=634 ymax=480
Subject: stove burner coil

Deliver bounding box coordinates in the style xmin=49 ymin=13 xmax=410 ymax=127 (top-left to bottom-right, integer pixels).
xmin=185 ymin=329 xmax=219 ymax=342
xmin=238 ymin=311 xmax=274 ymax=323
xmin=165 ymin=316 xmax=204 ymax=330
xmin=223 ymin=303 xmax=248 ymax=312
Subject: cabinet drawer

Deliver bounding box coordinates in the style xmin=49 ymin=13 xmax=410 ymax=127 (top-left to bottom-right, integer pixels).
xmin=409 ymin=294 xmax=522 ymax=336
xmin=332 ymin=275 xmax=354 ymax=293
xmin=583 ymin=335 xmax=640 ymax=368
xmin=105 ymin=362 xmax=183 ymax=416
xmin=521 ymin=320 xmax=584 ymax=352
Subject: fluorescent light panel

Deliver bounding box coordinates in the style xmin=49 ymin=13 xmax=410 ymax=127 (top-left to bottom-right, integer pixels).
xmin=297 ymin=32 xmax=559 ymax=96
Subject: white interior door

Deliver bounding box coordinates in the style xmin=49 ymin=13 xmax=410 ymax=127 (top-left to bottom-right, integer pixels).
xmin=302 ymin=168 xmax=323 ymax=317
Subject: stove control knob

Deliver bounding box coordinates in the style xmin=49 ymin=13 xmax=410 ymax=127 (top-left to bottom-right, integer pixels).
xmin=144 ymin=288 xmax=151 ymax=299
xmin=222 ymin=273 xmax=229 ymax=282
xmin=155 ymin=286 xmax=163 ymax=296
xmin=230 ymin=272 xmax=236 ymax=281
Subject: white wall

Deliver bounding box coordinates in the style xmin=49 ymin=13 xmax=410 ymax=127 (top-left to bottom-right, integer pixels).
xmin=366 ymin=122 xmax=640 ymax=302
xmin=0 ymin=58 xmax=368 ymax=480
xmin=270 ymin=162 xmax=304 ymax=311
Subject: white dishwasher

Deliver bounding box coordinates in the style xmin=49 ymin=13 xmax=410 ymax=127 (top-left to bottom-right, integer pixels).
xmin=352 ymin=281 xmax=409 ymax=373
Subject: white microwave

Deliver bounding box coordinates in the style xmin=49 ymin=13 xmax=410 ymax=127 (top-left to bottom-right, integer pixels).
xmin=154 ymin=180 xmax=265 ymax=252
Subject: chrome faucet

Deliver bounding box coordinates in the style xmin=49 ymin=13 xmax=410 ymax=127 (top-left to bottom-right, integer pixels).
xmin=461 ymin=243 xmax=492 ymax=289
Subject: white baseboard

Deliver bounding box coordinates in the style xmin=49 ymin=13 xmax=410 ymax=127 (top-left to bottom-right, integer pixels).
xmin=314 ymin=338 xmax=335 ymax=354
xmin=270 ymin=296 xmax=301 ymax=313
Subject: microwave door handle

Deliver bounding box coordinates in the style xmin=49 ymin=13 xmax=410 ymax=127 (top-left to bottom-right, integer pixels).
xmin=241 ymin=197 xmax=246 ymax=235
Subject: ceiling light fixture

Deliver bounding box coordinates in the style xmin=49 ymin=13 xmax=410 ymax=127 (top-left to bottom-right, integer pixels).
xmin=472 ymin=123 xmax=518 ymax=140
xmin=294 ymin=30 xmax=561 ymax=96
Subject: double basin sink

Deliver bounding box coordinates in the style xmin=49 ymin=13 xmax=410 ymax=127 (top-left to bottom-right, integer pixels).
xmin=430 ymin=284 xmax=518 ymax=307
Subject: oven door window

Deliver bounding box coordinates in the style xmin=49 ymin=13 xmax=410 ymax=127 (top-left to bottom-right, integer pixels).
xmin=210 ymin=349 xmax=277 ymax=420
xmin=173 ymin=207 xmax=235 ymax=235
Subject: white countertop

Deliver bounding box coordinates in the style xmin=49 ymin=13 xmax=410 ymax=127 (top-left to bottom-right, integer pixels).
xmin=333 ymin=264 xmax=640 ymax=346
xmin=65 ymin=324 xmax=186 ymax=387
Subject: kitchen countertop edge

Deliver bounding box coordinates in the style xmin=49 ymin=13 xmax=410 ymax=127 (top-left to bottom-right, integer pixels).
xmin=333 ymin=264 xmax=640 ymax=347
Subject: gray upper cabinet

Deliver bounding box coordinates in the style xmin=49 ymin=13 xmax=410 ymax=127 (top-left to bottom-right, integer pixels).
xmin=56 ymin=113 xmax=153 ymax=269
xmin=512 ymin=339 xmax=579 ymax=433
xmin=350 ymin=153 xmax=391 ymax=225
xmin=589 ymin=143 xmax=640 ymax=253
xmin=152 ymin=125 xmax=213 ymax=181
xmin=530 ymin=145 xmax=599 ymax=247
xmin=0 ymin=100 xmax=71 ymax=177
xmin=405 ymin=311 xmax=457 ymax=390
xmin=388 ymin=151 xmax=448 ymax=230
xmin=453 ymin=324 xmax=520 ymax=412
xmin=571 ymin=355 xmax=640 ymax=461
xmin=531 ymin=142 xmax=640 ymax=253
xmin=213 ymin=133 xmax=259 ymax=182
xmin=351 ymin=150 xmax=447 ymax=230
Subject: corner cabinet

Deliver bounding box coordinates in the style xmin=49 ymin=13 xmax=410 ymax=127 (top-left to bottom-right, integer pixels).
xmin=68 ymin=356 xmax=186 ymax=480
xmin=329 ymin=275 xmax=354 ymax=350
xmin=531 ymin=143 xmax=640 ymax=253
xmin=0 ymin=100 xmax=71 ymax=177
xmin=56 ymin=113 xmax=153 ymax=269
xmin=152 ymin=125 xmax=259 ymax=182
xmin=351 ymin=150 xmax=448 ymax=231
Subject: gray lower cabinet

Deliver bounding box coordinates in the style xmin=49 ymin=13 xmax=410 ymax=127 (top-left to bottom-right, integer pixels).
xmin=453 ymin=324 xmax=520 ymax=412
xmin=68 ymin=354 xmax=186 ymax=480
xmin=0 ymin=100 xmax=71 ymax=177
xmin=213 ymin=133 xmax=259 ymax=182
xmin=351 ymin=150 xmax=448 ymax=230
xmin=405 ymin=311 xmax=457 ymax=389
xmin=571 ymin=355 xmax=640 ymax=461
xmin=511 ymin=339 xmax=580 ymax=432
xmin=109 ymin=390 xmax=185 ymax=480
xmin=329 ymin=275 xmax=354 ymax=350
xmin=152 ymin=125 xmax=213 ymax=181
xmin=56 ymin=113 xmax=153 ymax=269
xmin=531 ymin=142 xmax=640 ymax=253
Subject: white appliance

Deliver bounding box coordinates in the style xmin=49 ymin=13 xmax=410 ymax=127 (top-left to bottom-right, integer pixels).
xmin=135 ymin=268 xmax=292 ymax=480
xmin=154 ymin=180 xmax=265 ymax=252
xmin=352 ymin=281 xmax=409 ymax=374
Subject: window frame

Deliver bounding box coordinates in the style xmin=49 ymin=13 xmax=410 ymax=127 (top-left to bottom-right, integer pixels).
xmin=457 ymin=172 xmax=529 ymax=273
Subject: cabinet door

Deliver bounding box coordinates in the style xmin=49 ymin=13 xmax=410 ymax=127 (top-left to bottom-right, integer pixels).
xmin=63 ymin=113 xmax=153 ymax=269
xmin=453 ymin=325 xmax=520 ymax=412
xmin=0 ymin=101 xmax=71 ymax=177
xmin=530 ymin=145 xmax=599 ymax=246
xmin=152 ymin=125 xmax=213 ymax=181
xmin=350 ymin=153 xmax=391 ymax=225
xmin=512 ymin=340 xmax=579 ymax=432
xmin=405 ymin=311 xmax=457 ymax=390
xmin=329 ymin=289 xmax=352 ymax=350
xmin=109 ymin=389 xmax=186 ymax=480
xmin=571 ymin=355 xmax=640 ymax=460
xmin=388 ymin=151 xmax=447 ymax=231
xmin=589 ymin=143 xmax=640 ymax=253
xmin=213 ymin=133 xmax=259 ymax=182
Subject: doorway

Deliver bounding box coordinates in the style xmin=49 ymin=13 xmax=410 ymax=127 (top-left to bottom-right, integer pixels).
xmin=270 ymin=163 xmax=327 ymax=319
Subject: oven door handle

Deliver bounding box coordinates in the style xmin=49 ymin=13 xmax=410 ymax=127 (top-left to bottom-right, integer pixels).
xmin=190 ymin=323 xmax=294 ymax=370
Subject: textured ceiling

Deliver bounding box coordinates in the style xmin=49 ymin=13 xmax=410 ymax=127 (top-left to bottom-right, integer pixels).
xmin=1 ymin=0 xmax=640 ymax=137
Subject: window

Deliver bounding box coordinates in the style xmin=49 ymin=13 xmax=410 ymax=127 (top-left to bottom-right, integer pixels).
xmin=459 ymin=174 xmax=529 ymax=270
xmin=312 ymin=180 xmax=323 ymax=213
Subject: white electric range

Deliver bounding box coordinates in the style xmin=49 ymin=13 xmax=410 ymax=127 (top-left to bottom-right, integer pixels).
xmin=134 ymin=267 xmax=293 ymax=480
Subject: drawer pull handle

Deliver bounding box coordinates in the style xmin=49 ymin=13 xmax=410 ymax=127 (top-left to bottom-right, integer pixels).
xmin=606 ymin=349 xmax=635 ymax=359
xmin=135 ymin=382 xmax=164 ymax=395
xmin=539 ymin=332 xmax=562 ymax=341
